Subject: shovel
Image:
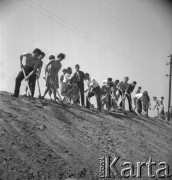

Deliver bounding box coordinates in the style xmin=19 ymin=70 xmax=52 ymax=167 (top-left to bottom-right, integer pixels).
xmin=22 ymin=67 xmax=32 ymax=100
xmin=36 ymin=78 xmax=42 ymax=98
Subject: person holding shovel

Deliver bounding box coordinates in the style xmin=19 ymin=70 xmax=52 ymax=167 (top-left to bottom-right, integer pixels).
xmin=44 ymin=53 xmax=65 ymax=101
xmin=141 ymin=91 xmax=150 ymax=117
xmin=134 ymin=92 xmax=143 ymax=114
xmin=117 ymin=76 xmax=129 ymax=113
xmin=25 ymin=51 xmax=45 ymax=97
xmin=101 ymin=81 xmax=112 ymax=112
xmin=24 ymin=52 xmax=45 ymax=98
xmin=125 ymin=81 xmax=137 ymax=112
xmin=153 ymin=96 xmax=165 ymax=118
xmin=65 ymin=77 xmax=80 ymax=105
xmin=11 ymin=48 xmax=43 ymax=98
xmin=111 ymin=79 xmax=119 ymax=111
xmin=84 ymin=73 xmax=102 ymax=112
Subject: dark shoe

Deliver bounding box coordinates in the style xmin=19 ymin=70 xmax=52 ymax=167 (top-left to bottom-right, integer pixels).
xmin=11 ymin=94 xmax=18 ymax=97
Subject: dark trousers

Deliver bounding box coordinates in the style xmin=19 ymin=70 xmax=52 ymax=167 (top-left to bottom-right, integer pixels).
xmin=14 ymin=66 xmax=36 ymax=97
xmin=137 ymin=99 xmax=142 ymax=114
xmin=119 ymin=90 xmax=125 ymax=107
xmin=77 ymin=82 xmax=85 ymax=106
xmin=126 ymin=93 xmax=133 ymax=111
xmin=86 ymin=86 xmax=102 ymax=110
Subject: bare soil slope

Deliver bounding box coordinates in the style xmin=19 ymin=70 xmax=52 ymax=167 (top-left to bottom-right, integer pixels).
xmin=0 ymin=91 xmax=172 ymax=180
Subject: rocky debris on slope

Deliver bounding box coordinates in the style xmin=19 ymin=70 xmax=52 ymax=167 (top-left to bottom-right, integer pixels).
xmin=0 ymin=91 xmax=172 ymax=180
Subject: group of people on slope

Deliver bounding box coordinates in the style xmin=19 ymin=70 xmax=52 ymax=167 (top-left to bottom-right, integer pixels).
xmin=11 ymin=48 xmax=165 ymax=118
xmin=101 ymin=77 xmax=165 ymax=117
xmin=100 ymin=77 xmax=150 ymax=115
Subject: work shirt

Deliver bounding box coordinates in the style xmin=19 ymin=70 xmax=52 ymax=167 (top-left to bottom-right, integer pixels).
xmin=141 ymin=95 xmax=150 ymax=105
xmin=156 ymin=99 xmax=164 ymax=107
xmin=101 ymin=84 xmax=111 ymax=96
xmin=118 ymin=81 xmax=129 ymax=91
xmin=63 ymin=73 xmax=71 ymax=83
xmin=136 ymin=89 xmax=141 ymax=94
xmin=34 ymin=59 xmax=43 ymax=76
xmin=134 ymin=93 xmax=143 ymax=99
xmin=126 ymin=84 xmax=135 ymax=94
xmin=22 ymin=53 xmax=38 ymax=68
xmin=87 ymin=77 xmax=99 ymax=89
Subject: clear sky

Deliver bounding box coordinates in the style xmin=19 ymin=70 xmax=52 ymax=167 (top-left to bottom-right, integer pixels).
xmin=0 ymin=0 xmax=172 ymax=116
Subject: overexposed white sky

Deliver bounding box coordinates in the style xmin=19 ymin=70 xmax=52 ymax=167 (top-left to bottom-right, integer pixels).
xmin=0 ymin=0 xmax=172 ymax=116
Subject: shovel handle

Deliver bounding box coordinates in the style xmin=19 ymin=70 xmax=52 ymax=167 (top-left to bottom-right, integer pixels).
xmin=36 ymin=78 xmax=41 ymax=96
xmin=22 ymin=67 xmax=32 ymax=96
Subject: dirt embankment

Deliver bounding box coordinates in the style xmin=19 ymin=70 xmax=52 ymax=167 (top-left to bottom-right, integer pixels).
xmin=0 ymin=91 xmax=172 ymax=180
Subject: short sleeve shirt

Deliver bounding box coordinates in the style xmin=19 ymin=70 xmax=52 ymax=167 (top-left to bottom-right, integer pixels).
xmin=118 ymin=81 xmax=129 ymax=91
xmin=102 ymin=85 xmax=111 ymax=95
xmin=63 ymin=73 xmax=71 ymax=83
xmin=134 ymin=93 xmax=143 ymax=99
xmin=33 ymin=59 xmax=43 ymax=71
xmin=23 ymin=53 xmax=37 ymax=68
xmin=88 ymin=77 xmax=99 ymax=88
xmin=156 ymin=99 xmax=163 ymax=106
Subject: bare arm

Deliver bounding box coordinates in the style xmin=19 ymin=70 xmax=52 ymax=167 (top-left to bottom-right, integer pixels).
xmin=25 ymin=61 xmax=43 ymax=80
xmin=46 ymin=61 xmax=52 ymax=71
xmin=88 ymin=85 xmax=92 ymax=93
xmin=36 ymin=63 xmax=43 ymax=79
xmin=20 ymin=54 xmax=26 ymax=68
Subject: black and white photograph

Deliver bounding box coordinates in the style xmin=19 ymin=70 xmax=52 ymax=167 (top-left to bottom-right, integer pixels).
xmin=0 ymin=0 xmax=172 ymax=179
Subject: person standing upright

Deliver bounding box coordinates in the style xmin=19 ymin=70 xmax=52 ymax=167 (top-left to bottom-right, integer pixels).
xmin=45 ymin=53 xmax=65 ymax=101
xmin=42 ymin=55 xmax=56 ymax=99
xmin=72 ymin=64 xmax=85 ymax=106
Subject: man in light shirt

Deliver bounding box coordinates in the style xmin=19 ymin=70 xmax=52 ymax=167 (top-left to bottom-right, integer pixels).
xmin=84 ymin=73 xmax=102 ymax=112
xmin=133 ymin=92 xmax=143 ymax=114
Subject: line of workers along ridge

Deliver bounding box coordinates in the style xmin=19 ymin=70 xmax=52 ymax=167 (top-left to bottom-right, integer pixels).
xmin=11 ymin=48 xmax=165 ymax=119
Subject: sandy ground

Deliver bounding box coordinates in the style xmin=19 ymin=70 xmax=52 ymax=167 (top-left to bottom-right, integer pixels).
xmin=0 ymin=91 xmax=172 ymax=180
